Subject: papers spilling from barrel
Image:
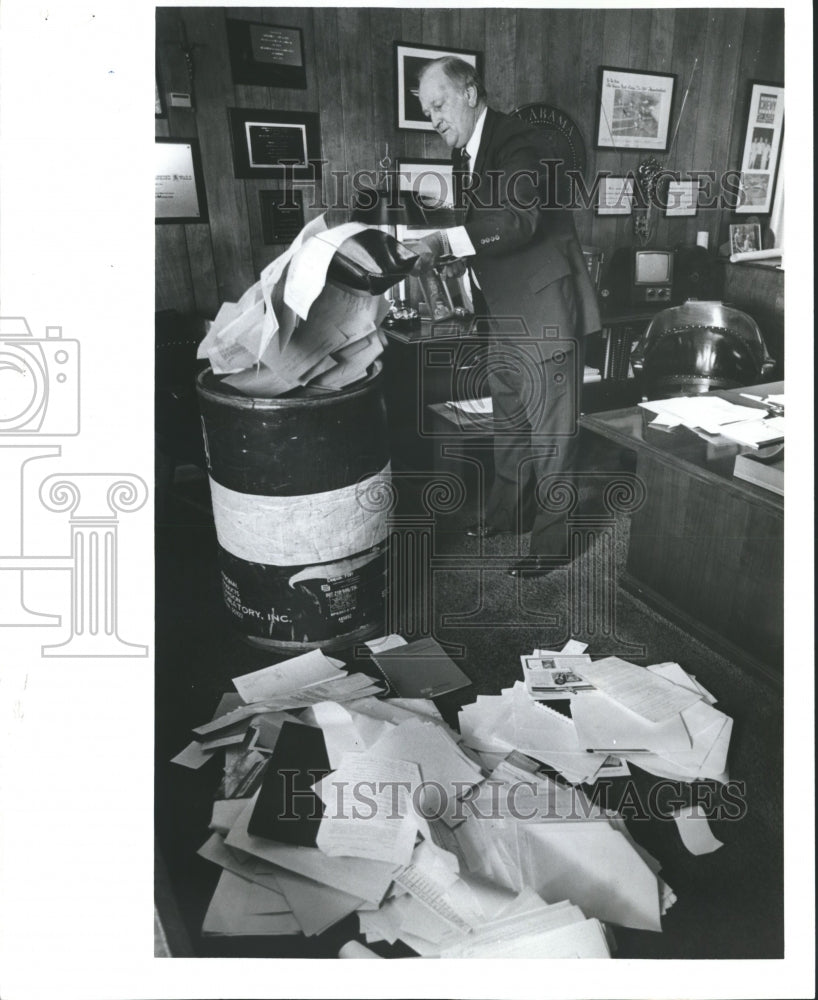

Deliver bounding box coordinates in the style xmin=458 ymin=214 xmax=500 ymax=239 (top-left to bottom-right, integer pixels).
xmin=196 ymin=215 xmax=416 ymax=396
xmin=171 ymin=636 xmax=734 ymax=957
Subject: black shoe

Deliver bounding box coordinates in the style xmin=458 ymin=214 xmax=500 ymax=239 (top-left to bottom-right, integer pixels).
xmin=465 ymin=522 xmax=508 ymax=539
xmin=507 ymin=557 xmax=554 ymax=578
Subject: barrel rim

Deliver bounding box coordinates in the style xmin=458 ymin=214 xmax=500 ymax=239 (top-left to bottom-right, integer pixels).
xmin=196 ymin=359 xmax=383 ymax=410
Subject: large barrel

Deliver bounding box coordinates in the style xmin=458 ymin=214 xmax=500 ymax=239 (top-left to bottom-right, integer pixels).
xmin=196 ymin=362 xmax=390 ymax=653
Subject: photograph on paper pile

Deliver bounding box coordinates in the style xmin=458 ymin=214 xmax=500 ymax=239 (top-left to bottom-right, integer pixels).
xmin=520 ymin=655 xmax=596 ymax=697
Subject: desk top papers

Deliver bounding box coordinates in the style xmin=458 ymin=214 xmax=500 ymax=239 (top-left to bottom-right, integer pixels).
xmin=640 ymin=394 xmax=785 ymax=448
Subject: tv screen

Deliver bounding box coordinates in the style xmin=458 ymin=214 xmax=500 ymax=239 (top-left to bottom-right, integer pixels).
xmin=635 ymin=251 xmax=672 ymax=284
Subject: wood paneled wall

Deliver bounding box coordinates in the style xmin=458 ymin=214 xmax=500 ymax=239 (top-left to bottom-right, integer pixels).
xmin=156 ymin=7 xmax=784 ymax=317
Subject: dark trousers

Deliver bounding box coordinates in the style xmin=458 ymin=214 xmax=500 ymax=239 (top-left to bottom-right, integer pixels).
xmin=476 ymin=282 xmax=585 ymax=556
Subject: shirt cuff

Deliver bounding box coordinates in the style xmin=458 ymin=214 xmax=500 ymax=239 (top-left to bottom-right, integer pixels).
xmin=445 ymin=226 xmax=476 ymax=258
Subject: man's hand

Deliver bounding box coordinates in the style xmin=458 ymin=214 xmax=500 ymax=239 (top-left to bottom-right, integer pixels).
xmin=403 ymin=231 xmax=449 ymax=274
xmin=440 ymin=258 xmax=467 ymax=279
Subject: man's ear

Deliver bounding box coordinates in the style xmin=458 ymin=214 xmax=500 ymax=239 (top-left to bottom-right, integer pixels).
xmin=465 ymin=85 xmax=478 ymax=108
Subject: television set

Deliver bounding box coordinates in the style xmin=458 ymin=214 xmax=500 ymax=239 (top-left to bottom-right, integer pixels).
xmin=632 ymin=249 xmax=675 ymax=303
xmin=599 ymin=246 xmax=678 ymax=308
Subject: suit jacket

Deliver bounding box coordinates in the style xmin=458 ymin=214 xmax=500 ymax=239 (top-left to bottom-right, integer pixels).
xmin=458 ymin=107 xmax=601 ymax=360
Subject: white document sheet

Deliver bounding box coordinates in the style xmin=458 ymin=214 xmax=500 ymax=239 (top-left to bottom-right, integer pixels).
xmin=258 ymin=214 xmax=329 ymax=350
xmin=338 ymin=941 xmax=382 ymax=958
xmin=648 ymin=661 xmax=718 ymax=704
xmin=570 ymin=691 xmax=693 ymax=753
xmin=273 ymin=867 xmax=363 ymax=936
xmin=650 ymin=701 xmax=732 ymax=781
xmin=284 ymin=222 xmax=369 ymax=319
xmin=209 ymin=798 xmax=251 ymax=836
xmin=715 ymin=415 xmax=784 ymax=448
xmin=458 ymin=695 xmax=516 ymax=753
xmin=673 ymin=804 xmax=724 ymax=855
xmin=171 ymin=740 xmax=215 ymax=769
xmin=522 ymin=822 xmax=662 ymax=932
xmin=504 ymin=684 xmax=612 ymax=782
xmin=198 ymin=297 xmax=268 ymax=375
xmin=303 ymin=701 xmax=365 ymax=768
xmin=201 ymin=871 xmax=300 ymax=936
xmin=448 ymin=916 xmax=611 ymax=958
xmin=232 ymin=649 xmax=346 ymax=703
xmin=639 ymin=395 xmax=768 ymax=433
xmin=344 ymin=695 xmax=450 ymax=730
xmin=364 ymin=634 xmax=408 ymax=654
xmin=447 ymin=397 xmax=493 ymax=414
xmin=575 ymin=656 xmax=702 ymax=722
xmin=196 ymin=832 xmax=287 ymax=897
xmin=314 ymin=754 xmax=423 ymax=866
xmin=366 ymin=718 xmax=483 ymax=809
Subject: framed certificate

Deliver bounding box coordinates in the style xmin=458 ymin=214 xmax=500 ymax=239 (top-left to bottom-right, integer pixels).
xmin=226 ymin=19 xmax=306 ymax=89
xmin=228 ymin=108 xmax=322 ymax=179
xmin=155 ymin=138 xmax=208 ymax=224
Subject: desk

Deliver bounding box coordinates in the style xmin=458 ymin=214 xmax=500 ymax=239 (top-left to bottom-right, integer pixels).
xmin=580 ymin=382 xmax=784 ymax=680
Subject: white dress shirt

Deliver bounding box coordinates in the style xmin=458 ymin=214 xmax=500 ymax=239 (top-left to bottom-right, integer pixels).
xmin=445 ymin=107 xmax=487 ymax=259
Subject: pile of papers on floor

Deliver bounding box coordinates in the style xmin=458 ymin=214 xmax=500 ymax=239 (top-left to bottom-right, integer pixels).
xmin=172 ymin=643 xmax=708 ymax=956
xmin=196 ymin=215 xmax=412 ymax=396
xmin=170 ymin=638 xmax=738 ymax=953
xmin=486 ymin=644 xmax=733 ymax=784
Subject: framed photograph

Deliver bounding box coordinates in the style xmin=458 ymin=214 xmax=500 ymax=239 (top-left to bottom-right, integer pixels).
xmin=226 ymin=19 xmax=306 ymax=89
xmin=155 ymin=67 xmax=166 ymax=118
xmin=395 ymin=158 xmax=457 ymax=241
xmin=259 ymin=190 xmax=305 ymax=245
xmin=228 ymin=108 xmax=322 ymax=179
xmin=729 ymin=222 xmax=762 ymax=256
xmin=736 ymin=81 xmax=784 ymax=214
xmin=596 ymin=66 xmax=677 ymax=152
xmin=394 ymin=42 xmax=482 ymax=131
xmin=664 ymin=178 xmax=699 ymax=217
xmin=596 ymin=175 xmax=635 ymax=216
xmin=155 ymin=138 xmax=208 ymax=224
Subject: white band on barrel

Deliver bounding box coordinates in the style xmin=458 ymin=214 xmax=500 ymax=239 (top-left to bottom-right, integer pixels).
xmin=209 ymin=465 xmax=390 ymax=567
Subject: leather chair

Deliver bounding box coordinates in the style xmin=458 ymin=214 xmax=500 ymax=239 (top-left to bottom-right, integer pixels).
xmin=630 ymin=300 xmax=776 ymax=398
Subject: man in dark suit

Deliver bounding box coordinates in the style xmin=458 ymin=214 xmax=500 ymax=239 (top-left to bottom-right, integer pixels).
xmin=406 ymin=57 xmax=600 ymax=577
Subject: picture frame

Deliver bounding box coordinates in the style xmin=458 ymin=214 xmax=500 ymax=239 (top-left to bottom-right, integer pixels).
xmin=394 ymin=42 xmax=482 ymax=131
xmin=228 ymin=108 xmax=322 ymax=180
xmin=595 ymin=66 xmax=677 ymax=152
xmin=736 ymin=81 xmax=784 ymax=214
xmin=155 ymin=138 xmax=208 ymax=224
xmin=729 ymin=222 xmax=763 ymax=256
xmin=225 ymin=18 xmax=306 ymax=89
xmin=664 ymin=178 xmax=699 ymax=217
xmin=395 ymin=158 xmax=457 ymax=241
xmin=259 ymin=190 xmax=305 ymax=245
xmin=596 ymin=175 xmax=635 ymax=216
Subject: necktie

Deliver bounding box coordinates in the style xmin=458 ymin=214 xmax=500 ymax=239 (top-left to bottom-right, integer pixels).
xmin=460 ymin=149 xmax=471 ymax=176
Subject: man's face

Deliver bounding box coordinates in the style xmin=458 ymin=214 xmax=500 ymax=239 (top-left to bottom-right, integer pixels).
xmin=418 ymin=66 xmax=479 ymax=149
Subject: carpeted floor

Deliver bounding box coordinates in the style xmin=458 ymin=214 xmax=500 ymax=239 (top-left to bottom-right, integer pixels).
xmin=154 ymin=444 xmax=783 ymax=960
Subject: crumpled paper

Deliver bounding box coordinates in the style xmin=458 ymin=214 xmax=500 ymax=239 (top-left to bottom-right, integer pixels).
xmin=197 ymin=215 xmax=391 ymax=396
